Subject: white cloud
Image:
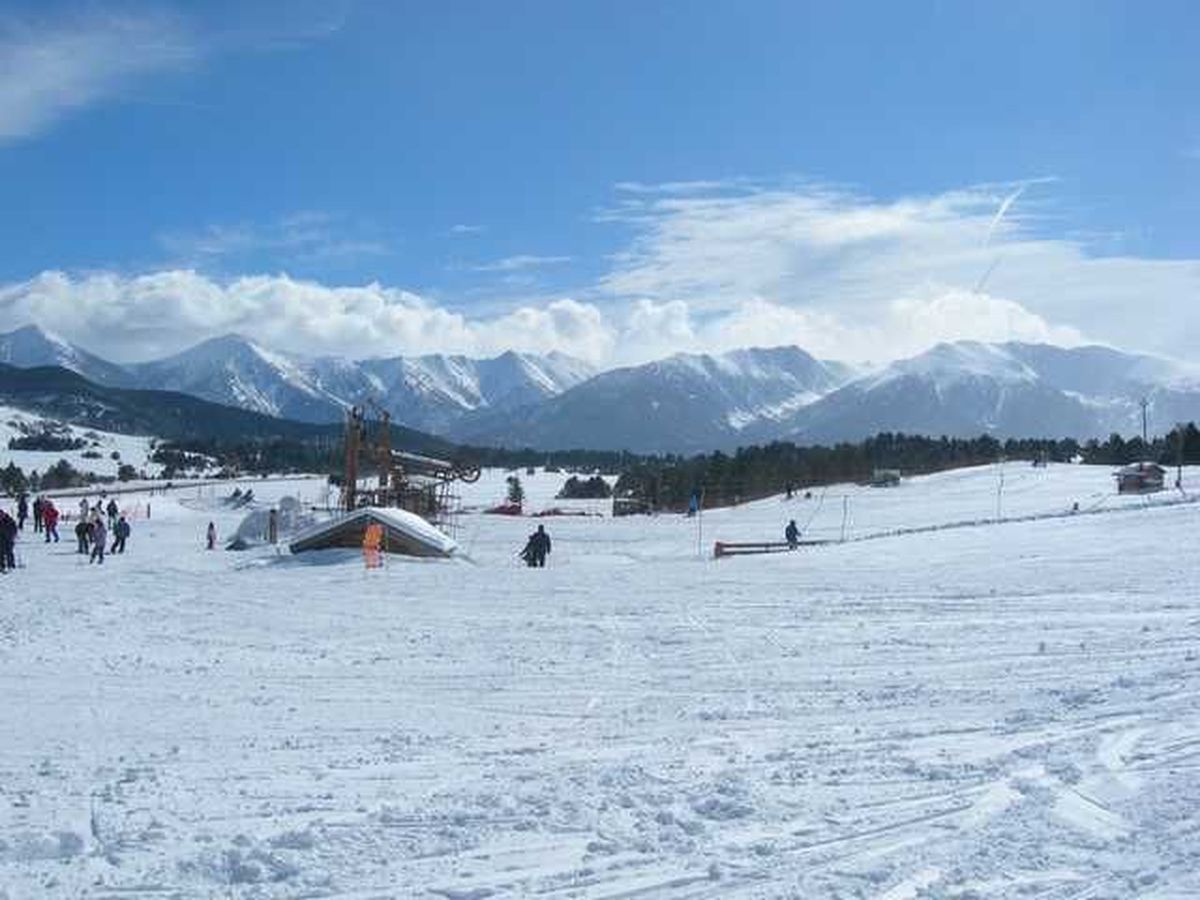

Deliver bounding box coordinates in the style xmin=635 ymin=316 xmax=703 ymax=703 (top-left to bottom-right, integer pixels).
xmin=448 ymin=223 xmax=486 ymax=236
xmin=677 ymin=293 xmax=1083 ymax=364
xmin=598 ymin=180 xmax=1200 ymax=362
xmin=3 ymin=180 xmax=1196 ymax=371
xmin=471 ymin=255 xmax=572 ymax=273
xmin=0 ymin=270 xmax=614 ymax=365
xmin=0 ymin=11 xmax=197 ymax=142
xmin=159 ymin=213 xmax=389 ymax=264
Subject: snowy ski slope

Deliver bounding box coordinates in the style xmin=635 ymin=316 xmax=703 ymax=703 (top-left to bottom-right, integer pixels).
xmin=0 ymin=406 xmax=162 ymax=480
xmin=0 ymin=463 xmax=1198 ymax=898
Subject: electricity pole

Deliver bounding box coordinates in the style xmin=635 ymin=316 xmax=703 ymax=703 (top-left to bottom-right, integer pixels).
xmin=1177 ymin=422 xmax=1185 ymax=491
xmin=996 ymin=462 xmax=1005 ymax=520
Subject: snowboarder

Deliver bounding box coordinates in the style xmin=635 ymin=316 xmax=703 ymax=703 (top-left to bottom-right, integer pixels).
xmin=32 ymin=496 xmax=43 ymax=532
xmin=521 ymin=525 xmax=552 ymax=568
xmin=90 ymin=518 xmax=107 ymax=565
xmin=16 ymin=494 xmax=28 ymax=531
xmin=111 ymin=515 xmax=130 ymax=554
xmin=785 ymin=519 xmax=800 ymax=550
xmin=206 ymin=521 xmax=217 ymax=550
xmin=42 ymin=501 xmax=59 ymax=543
xmin=0 ymin=509 xmax=16 ymax=573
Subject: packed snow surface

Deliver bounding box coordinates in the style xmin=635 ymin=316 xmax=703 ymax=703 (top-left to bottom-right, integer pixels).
xmin=1 ymin=463 xmax=1198 ymax=898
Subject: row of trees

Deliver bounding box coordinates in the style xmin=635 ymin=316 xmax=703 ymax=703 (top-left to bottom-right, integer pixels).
xmin=10 ymin=424 xmax=1200 ymax=507
xmin=7 ymin=434 xmax=87 ymax=452
xmin=0 ymin=459 xmax=143 ymax=496
xmin=612 ymin=425 xmax=1200 ymax=512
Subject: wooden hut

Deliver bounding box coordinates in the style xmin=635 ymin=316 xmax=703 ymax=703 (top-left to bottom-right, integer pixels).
xmin=1115 ymin=462 xmax=1165 ymax=495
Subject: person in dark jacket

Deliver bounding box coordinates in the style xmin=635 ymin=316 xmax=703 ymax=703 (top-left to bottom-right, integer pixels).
xmin=0 ymin=509 xmax=16 ymax=572
xmin=105 ymin=498 xmax=119 ymax=528
xmin=32 ymin=496 xmax=44 ymax=533
xmin=16 ymin=494 xmax=28 ymax=531
xmin=785 ymin=519 xmax=800 ymax=550
xmin=75 ymin=520 xmax=92 ymax=555
xmin=521 ymin=525 xmax=552 ymax=567
xmin=111 ymin=515 xmax=130 ymax=554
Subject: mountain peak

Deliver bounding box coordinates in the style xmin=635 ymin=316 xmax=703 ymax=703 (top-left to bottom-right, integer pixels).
xmin=0 ymin=322 xmax=131 ymax=386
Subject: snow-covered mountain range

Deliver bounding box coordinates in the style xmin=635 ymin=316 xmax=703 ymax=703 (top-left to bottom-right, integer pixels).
xmin=760 ymin=341 xmax=1200 ymax=448
xmin=451 ymin=346 xmax=853 ymax=453
xmin=0 ymin=325 xmax=595 ymax=434
xmin=4 ymin=324 xmax=1199 ymax=452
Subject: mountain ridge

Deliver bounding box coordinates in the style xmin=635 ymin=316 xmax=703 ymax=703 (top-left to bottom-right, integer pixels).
xmin=4 ymin=325 xmax=1200 ymax=453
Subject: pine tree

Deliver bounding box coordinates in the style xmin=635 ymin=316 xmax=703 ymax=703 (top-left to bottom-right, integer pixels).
xmin=506 ymin=475 xmax=524 ymax=506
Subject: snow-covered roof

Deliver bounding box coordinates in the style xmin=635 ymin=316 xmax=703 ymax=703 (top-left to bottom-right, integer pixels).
xmin=1115 ymin=462 xmax=1166 ymax=476
xmin=289 ymin=506 xmax=457 ymax=557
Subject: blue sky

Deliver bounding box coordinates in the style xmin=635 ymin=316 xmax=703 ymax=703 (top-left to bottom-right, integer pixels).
xmin=1 ymin=0 xmax=1198 ymax=365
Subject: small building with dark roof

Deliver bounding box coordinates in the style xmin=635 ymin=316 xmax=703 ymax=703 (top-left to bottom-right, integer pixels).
xmin=1115 ymin=462 xmax=1165 ymax=495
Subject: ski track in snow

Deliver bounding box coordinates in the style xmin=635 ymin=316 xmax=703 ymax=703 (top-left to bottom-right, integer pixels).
xmin=0 ymin=464 xmax=1198 ymax=898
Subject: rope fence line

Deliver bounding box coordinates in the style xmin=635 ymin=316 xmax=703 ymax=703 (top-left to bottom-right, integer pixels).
xmin=844 ymin=490 xmax=1197 ymax=547
xmin=715 ymin=490 xmax=1198 ymax=558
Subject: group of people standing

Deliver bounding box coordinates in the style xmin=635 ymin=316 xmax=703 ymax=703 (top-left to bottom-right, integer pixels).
xmin=73 ymin=497 xmax=131 ymax=565
xmin=0 ymin=492 xmax=131 ymax=572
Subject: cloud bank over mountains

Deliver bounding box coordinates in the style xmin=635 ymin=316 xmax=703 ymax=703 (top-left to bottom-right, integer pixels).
xmin=2 ymin=179 xmax=1196 ymax=367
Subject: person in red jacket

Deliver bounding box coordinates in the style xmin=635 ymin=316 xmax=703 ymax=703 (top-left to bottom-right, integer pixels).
xmin=42 ymin=502 xmax=60 ymax=544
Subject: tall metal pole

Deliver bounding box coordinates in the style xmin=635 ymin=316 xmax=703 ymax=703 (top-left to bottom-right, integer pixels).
xmin=1178 ymin=421 xmax=1185 ymax=490
xmin=343 ymin=406 xmax=361 ymax=512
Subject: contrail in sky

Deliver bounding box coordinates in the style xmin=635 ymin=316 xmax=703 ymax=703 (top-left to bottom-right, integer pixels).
xmin=975 ymin=183 xmax=1027 ymax=292
xmin=984 ymin=184 xmax=1026 ymax=247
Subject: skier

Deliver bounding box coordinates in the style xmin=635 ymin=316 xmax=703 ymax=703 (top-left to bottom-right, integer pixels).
xmin=16 ymin=494 xmax=28 ymax=531
xmin=0 ymin=508 xmax=16 ymax=573
xmin=111 ymin=515 xmax=130 ymax=554
xmin=106 ymin=498 xmax=119 ymax=527
xmin=521 ymin=524 xmax=551 ymax=568
xmin=32 ymin=496 xmax=43 ymax=533
xmin=78 ymin=497 xmax=89 ymax=522
xmin=785 ymin=519 xmax=800 ymax=550
xmin=90 ymin=518 xmax=107 ymax=565
xmin=43 ymin=501 xmax=60 ymax=543
xmin=206 ymin=521 xmax=217 ymax=550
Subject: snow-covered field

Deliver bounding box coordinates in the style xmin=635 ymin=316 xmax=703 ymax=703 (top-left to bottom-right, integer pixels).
xmin=0 ymin=407 xmax=162 ymax=480
xmin=1 ymin=463 xmax=1199 ymax=898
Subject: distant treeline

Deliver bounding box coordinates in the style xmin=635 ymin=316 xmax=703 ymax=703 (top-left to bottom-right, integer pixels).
xmin=147 ymin=436 xmax=633 ymax=479
xmin=613 ymin=425 xmax=1200 ymax=512
xmin=8 ymin=424 xmax=1200 ymax=507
